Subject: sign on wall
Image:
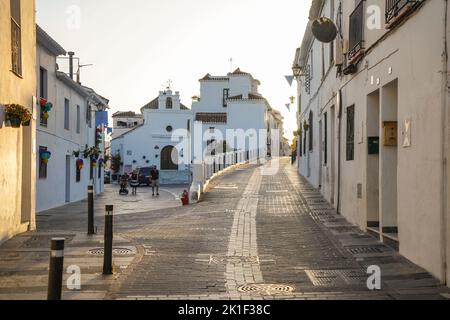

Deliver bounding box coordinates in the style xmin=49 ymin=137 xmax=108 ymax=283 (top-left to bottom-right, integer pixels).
xmin=402 ymin=119 xmax=412 ymax=148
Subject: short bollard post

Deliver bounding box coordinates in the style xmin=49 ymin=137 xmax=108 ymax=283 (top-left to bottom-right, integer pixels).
xmin=88 ymin=185 xmax=95 ymax=235
xmin=47 ymin=238 xmax=65 ymax=300
xmin=103 ymin=205 xmax=114 ymax=275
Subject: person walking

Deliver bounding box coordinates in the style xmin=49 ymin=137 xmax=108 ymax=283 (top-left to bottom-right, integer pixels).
xmin=150 ymin=166 xmax=160 ymax=197
xmin=130 ymin=170 xmax=139 ymax=195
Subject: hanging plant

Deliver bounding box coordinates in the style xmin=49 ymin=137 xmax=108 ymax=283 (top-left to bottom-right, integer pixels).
xmin=76 ymin=159 xmax=84 ymax=170
xmin=88 ymin=146 xmax=101 ymax=160
xmin=91 ymin=159 xmax=98 ymax=168
xmin=40 ymin=150 xmax=52 ymax=164
xmin=5 ymin=104 xmax=32 ymax=128
xmin=95 ymin=127 xmax=103 ymax=145
xmin=98 ymin=158 xmax=104 ymax=168
xmin=73 ymin=150 xmax=81 ymax=158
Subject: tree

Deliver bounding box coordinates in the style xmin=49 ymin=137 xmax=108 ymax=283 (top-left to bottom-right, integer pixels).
xmin=111 ymin=152 xmax=122 ymax=173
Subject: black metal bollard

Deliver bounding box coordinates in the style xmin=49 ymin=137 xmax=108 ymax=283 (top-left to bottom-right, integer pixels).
xmin=88 ymin=185 xmax=95 ymax=235
xmin=103 ymin=205 xmax=114 ymax=275
xmin=47 ymin=238 xmax=65 ymax=300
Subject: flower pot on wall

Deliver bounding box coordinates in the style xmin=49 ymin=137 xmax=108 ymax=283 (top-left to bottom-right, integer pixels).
xmin=4 ymin=104 xmax=32 ymax=129
xmin=9 ymin=117 xmax=21 ymax=128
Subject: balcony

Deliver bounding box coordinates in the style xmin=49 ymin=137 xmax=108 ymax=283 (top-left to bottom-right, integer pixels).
xmin=385 ymin=0 xmax=422 ymax=28
xmin=348 ymin=0 xmax=365 ymax=63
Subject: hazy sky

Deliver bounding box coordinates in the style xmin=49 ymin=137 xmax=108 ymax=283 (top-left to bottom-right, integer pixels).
xmin=36 ymin=0 xmax=311 ymax=141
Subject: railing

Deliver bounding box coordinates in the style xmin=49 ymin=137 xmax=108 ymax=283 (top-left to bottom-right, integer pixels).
xmin=190 ymin=149 xmax=261 ymax=201
xmin=348 ymin=0 xmax=365 ymax=60
xmin=385 ymin=0 xmax=422 ymax=25
xmin=11 ymin=18 xmax=22 ymax=76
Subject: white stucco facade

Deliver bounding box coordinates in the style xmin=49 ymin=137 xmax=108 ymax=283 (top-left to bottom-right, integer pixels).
xmin=111 ymin=90 xmax=193 ymax=184
xmin=36 ymin=26 xmax=107 ymax=212
xmin=295 ymin=0 xmax=450 ymax=286
xmin=191 ymin=69 xmax=272 ymax=163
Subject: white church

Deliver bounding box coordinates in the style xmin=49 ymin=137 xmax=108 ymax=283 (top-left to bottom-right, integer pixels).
xmin=191 ymin=68 xmax=274 ymax=162
xmin=111 ymin=68 xmax=283 ymax=185
xmin=110 ymin=89 xmax=193 ymax=184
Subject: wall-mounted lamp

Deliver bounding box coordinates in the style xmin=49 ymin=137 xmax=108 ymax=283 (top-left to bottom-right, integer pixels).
xmin=292 ymin=64 xmax=302 ymax=80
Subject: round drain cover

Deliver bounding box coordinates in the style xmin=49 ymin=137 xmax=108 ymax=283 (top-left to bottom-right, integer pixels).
xmin=88 ymin=248 xmax=133 ymax=256
xmin=238 ymin=284 xmax=295 ymax=295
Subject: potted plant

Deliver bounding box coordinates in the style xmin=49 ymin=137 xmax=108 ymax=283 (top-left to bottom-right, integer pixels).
xmin=5 ymin=104 xmax=32 ymax=128
xmin=76 ymin=159 xmax=84 ymax=170
xmin=40 ymin=150 xmax=52 ymax=164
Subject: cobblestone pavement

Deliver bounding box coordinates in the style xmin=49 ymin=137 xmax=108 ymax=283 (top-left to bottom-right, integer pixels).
xmin=1 ymin=159 xmax=450 ymax=300
xmin=111 ymin=159 xmax=450 ymax=300
xmin=0 ymin=184 xmax=187 ymax=300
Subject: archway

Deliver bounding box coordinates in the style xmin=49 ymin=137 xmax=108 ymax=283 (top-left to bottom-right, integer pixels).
xmin=161 ymin=145 xmax=178 ymax=170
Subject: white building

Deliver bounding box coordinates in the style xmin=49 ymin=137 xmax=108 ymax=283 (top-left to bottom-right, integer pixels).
xmin=294 ymin=0 xmax=450 ymax=285
xmin=36 ymin=26 xmax=108 ymax=212
xmin=111 ymin=89 xmax=193 ymax=184
xmin=191 ymin=68 xmax=272 ymax=162
xmin=111 ymin=111 xmax=144 ymax=140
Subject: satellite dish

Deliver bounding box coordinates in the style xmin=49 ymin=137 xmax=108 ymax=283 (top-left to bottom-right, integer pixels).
xmin=312 ymin=17 xmax=338 ymax=43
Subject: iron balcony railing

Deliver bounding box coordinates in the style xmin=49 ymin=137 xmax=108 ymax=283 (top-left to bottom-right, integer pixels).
xmin=11 ymin=18 xmax=22 ymax=76
xmin=385 ymin=0 xmax=422 ymax=25
xmin=348 ymin=0 xmax=365 ymax=60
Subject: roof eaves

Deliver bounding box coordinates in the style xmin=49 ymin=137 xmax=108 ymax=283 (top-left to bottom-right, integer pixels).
xmin=36 ymin=25 xmax=67 ymax=56
xmin=56 ymin=72 xmax=90 ymax=98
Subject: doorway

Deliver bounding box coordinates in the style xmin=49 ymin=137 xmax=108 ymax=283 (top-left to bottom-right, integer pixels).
xmin=380 ymin=79 xmax=399 ymax=247
xmin=65 ymin=155 xmax=71 ymax=203
xmin=366 ymin=90 xmax=380 ymax=236
xmin=330 ymin=106 xmax=336 ymax=205
xmin=161 ymin=146 xmax=179 ymax=171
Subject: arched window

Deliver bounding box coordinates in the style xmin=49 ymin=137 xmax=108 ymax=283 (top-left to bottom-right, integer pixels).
xmin=161 ymin=146 xmax=178 ymax=170
xmin=166 ymin=97 xmax=173 ymax=109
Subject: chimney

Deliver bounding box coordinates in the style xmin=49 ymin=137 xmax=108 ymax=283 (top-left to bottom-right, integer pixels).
xmin=68 ymin=52 xmax=75 ymax=80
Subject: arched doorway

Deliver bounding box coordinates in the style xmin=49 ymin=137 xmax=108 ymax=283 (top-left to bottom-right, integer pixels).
xmin=161 ymin=146 xmax=178 ymax=170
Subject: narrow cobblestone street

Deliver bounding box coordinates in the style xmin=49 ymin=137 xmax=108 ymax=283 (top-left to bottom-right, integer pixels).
xmin=1 ymin=159 xmax=449 ymax=300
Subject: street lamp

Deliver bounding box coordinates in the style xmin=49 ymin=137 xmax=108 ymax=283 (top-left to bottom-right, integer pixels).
xmin=292 ymin=64 xmax=302 ymax=80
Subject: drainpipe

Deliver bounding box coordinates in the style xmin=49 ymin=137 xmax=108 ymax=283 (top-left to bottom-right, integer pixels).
xmin=336 ymin=89 xmax=343 ymax=215
xmin=441 ymin=0 xmax=449 ymax=286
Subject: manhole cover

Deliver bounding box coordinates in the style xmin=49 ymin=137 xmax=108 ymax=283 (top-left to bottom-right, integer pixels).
xmin=347 ymin=246 xmax=386 ymax=255
xmin=305 ymin=270 xmax=367 ymax=287
xmin=88 ymin=248 xmax=134 ymax=256
xmin=237 ymin=284 xmax=295 ymax=295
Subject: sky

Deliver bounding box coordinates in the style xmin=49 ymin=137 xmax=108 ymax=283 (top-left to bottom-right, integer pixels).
xmin=36 ymin=0 xmax=311 ymax=142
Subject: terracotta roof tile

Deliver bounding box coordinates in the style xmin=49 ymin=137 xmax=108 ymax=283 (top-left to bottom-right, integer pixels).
xmin=229 ymin=68 xmax=251 ymax=76
xmin=112 ymin=111 xmax=141 ymax=118
xmin=141 ymin=97 xmax=189 ymax=110
xmin=199 ymin=73 xmax=229 ymax=81
xmin=227 ymin=93 xmax=264 ymax=101
xmin=195 ymin=113 xmax=228 ymax=124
